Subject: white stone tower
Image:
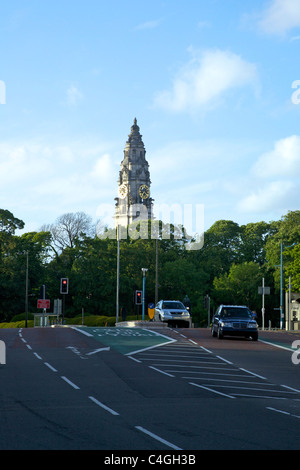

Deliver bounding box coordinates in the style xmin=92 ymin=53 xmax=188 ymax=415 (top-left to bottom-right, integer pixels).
xmin=115 ymin=118 xmax=153 ymax=228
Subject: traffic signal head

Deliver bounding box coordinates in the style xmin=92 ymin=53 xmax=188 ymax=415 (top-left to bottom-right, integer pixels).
xmin=60 ymin=278 xmax=69 ymax=294
xmin=135 ymin=290 xmax=142 ymax=305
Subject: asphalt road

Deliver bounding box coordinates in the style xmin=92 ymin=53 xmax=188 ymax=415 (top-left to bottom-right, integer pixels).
xmin=0 ymin=326 xmax=299 ymax=451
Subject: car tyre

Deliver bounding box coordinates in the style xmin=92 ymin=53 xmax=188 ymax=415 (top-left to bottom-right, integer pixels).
xmin=251 ymin=333 xmax=258 ymax=341
xmin=217 ymin=327 xmax=223 ymax=339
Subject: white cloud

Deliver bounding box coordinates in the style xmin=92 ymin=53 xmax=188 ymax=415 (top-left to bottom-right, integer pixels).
xmin=0 ymin=139 xmax=116 ymax=229
xmin=237 ymin=135 xmax=300 ymax=215
xmin=237 ymin=181 xmax=295 ymax=213
xmin=66 ymin=85 xmax=83 ymax=105
xmin=258 ymin=0 xmax=300 ymax=36
xmin=135 ymin=19 xmax=162 ymax=30
xmin=154 ymin=48 xmax=258 ymax=112
xmin=91 ymin=153 xmax=114 ymax=182
xmin=252 ymin=135 xmax=300 ymax=177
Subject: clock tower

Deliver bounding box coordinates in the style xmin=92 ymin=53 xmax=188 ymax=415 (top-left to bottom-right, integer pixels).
xmin=115 ymin=118 xmax=153 ymax=229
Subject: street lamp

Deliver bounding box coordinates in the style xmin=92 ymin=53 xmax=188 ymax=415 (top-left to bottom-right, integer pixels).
xmin=116 ymin=225 xmax=120 ymax=324
xmin=280 ymin=241 xmax=298 ymax=329
xmin=141 ymin=268 xmax=148 ymax=321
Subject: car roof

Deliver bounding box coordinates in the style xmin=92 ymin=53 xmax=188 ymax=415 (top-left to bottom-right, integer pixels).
xmin=219 ymin=305 xmax=249 ymax=308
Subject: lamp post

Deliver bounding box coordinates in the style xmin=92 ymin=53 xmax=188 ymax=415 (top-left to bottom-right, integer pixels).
xmin=280 ymin=241 xmax=298 ymax=329
xmin=116 ymin=225 xmax=120 ymax=324
xmin=280 ymin=241 xmax=283 ymax=329
xmin=25 ymin=251 xmax=29 ymax=328
xmin=141 ymin=268 xmax=148 ymax=321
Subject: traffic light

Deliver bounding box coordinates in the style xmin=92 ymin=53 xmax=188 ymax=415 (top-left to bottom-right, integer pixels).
xmin=135 ymin=290 xmax=142 ymax=305
xmin=60 ymin=278 xmax=69 ymax=294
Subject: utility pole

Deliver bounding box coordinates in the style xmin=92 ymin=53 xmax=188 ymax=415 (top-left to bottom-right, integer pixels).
xmin=116 ymin=225 xmax=120 ymax=324
xmin=262 ymin=277 xmax=265 ymax=331
xmin=25 ymin=251 xmax=29 ymax=328
xmin=155 ymin=239 xmax=158 ymax=305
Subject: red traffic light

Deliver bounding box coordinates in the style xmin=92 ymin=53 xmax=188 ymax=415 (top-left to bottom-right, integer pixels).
xmin=60 ymin=278 xmax=69 ymax=294
xmin=135 ymin=290 xmax=142 ymax=305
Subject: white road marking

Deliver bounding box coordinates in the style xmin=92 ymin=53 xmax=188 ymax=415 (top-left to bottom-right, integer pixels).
xmin=86 ymin=347 xmax=110 ymax=356
xmin=239 ymin=368 xmax=266 ymax=380
xmin=135 ymin=426 xmax=182 ymax=450
xmin=189 ymin=382 xmax=236 ymax=399
xmin=71 ymin=327 xmax=93 ymax=337
xmin=149 ymin=366 xmax=174 ymax=377
xmin=216 ymin=355 xmax=233 ymax=365
xmin=61 ymin=376 xmax=80 ymax=390
xmin=88 ymin=396 xmax=119 ymax=416
xmin=44 ymin=362 xmax=57 ymax=372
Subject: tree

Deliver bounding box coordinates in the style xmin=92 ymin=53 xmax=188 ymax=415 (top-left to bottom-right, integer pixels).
xmin=213 ymin=262 xmax=262 ymax=308
xmin=41 ymin=212 xmax=95 ymax=258
xmin=265 ymin=211 xmax=300 ymax=291
xmin=239 ymin=221 xmax=273 ymax=264
xmin=286 ymin=245 xmax=300 ymax=292
xmin=0 ymin=231 xmax=51 ymax=321
xmin=0 ymin=209 xmax=24 ymax=234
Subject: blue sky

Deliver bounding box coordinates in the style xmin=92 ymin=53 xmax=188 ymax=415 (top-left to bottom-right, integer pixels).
xmin=0 ymin=0 xmax=300 ymax=234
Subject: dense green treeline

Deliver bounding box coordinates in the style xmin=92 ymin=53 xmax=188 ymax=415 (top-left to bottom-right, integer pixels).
xmin=0 ymin=208 xmax=299 ymax=327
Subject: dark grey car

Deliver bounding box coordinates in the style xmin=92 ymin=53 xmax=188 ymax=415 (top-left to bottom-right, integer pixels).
xmin=211 ymin=305 xmax=258 ymax=341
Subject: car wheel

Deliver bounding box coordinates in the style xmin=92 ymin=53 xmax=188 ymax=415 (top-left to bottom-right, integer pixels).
xmin=217 ymin=327 xmax=223 ymax=339
xmin=212 ymin=327 xmax=217 ymax=337
xmin=251 ymin=333 xmax=258 ymax=341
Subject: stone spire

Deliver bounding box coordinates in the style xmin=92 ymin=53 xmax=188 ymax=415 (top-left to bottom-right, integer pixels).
xmin=114 ymin=119 xmax=153 ymax=228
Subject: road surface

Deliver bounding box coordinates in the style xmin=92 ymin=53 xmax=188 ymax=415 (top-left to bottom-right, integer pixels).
xmin=0 ymin=326 xmax=299 ymax=451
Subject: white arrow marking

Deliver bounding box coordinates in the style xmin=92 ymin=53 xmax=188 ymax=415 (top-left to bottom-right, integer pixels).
xmin=86 ymin=347 xmax=110 ymax=356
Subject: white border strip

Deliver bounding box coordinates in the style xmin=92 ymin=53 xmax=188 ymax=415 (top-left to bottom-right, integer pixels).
xmin=71 ymin=327 xmax=93 ymax=337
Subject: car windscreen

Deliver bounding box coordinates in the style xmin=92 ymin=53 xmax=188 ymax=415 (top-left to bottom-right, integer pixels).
xmin=221 ymin=308 xmax=252 ymax=319
xmin=162 ymin=302 xmax=185 ymax=309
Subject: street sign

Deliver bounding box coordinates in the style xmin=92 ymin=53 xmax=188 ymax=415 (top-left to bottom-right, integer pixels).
xmin=258 ymin=286 xmax=270 ymax=295
xmin=37 ymin=299 xmax=50 ymax=309
xmin=148 ymin=302 xmax=155 ymax=320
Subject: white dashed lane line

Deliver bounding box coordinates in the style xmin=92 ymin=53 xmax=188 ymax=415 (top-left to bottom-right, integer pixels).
xmin=18 ymin=328 xmax=183 ymax=450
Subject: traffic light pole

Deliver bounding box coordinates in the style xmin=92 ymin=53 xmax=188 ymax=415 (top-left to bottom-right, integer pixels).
xmin=141 ymin=268 xmax=148 ymax=321
xmin=62 ymin=294 xmax=65 ymax=325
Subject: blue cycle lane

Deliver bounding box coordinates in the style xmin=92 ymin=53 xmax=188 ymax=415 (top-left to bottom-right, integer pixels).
xmin=72 ymin=326 xmax=176 ymax=355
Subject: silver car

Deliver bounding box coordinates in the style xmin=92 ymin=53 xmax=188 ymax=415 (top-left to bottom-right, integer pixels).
xmin=155 ymin=300 xmax=191 ymax=327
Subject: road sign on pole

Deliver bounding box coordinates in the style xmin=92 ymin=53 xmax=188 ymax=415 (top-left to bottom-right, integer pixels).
xmin=37 ymin=299 xmax=50 ymax=309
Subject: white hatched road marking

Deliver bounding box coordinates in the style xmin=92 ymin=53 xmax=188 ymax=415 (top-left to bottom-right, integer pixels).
xmin=131 ymin=337 xmax=300 ymax=401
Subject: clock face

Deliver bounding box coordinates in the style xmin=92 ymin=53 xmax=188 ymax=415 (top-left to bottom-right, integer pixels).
xmin=118 ymin=184 xmax=127 ymax=199
xmin=139 ymin=184 xmax=150 ymax=199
